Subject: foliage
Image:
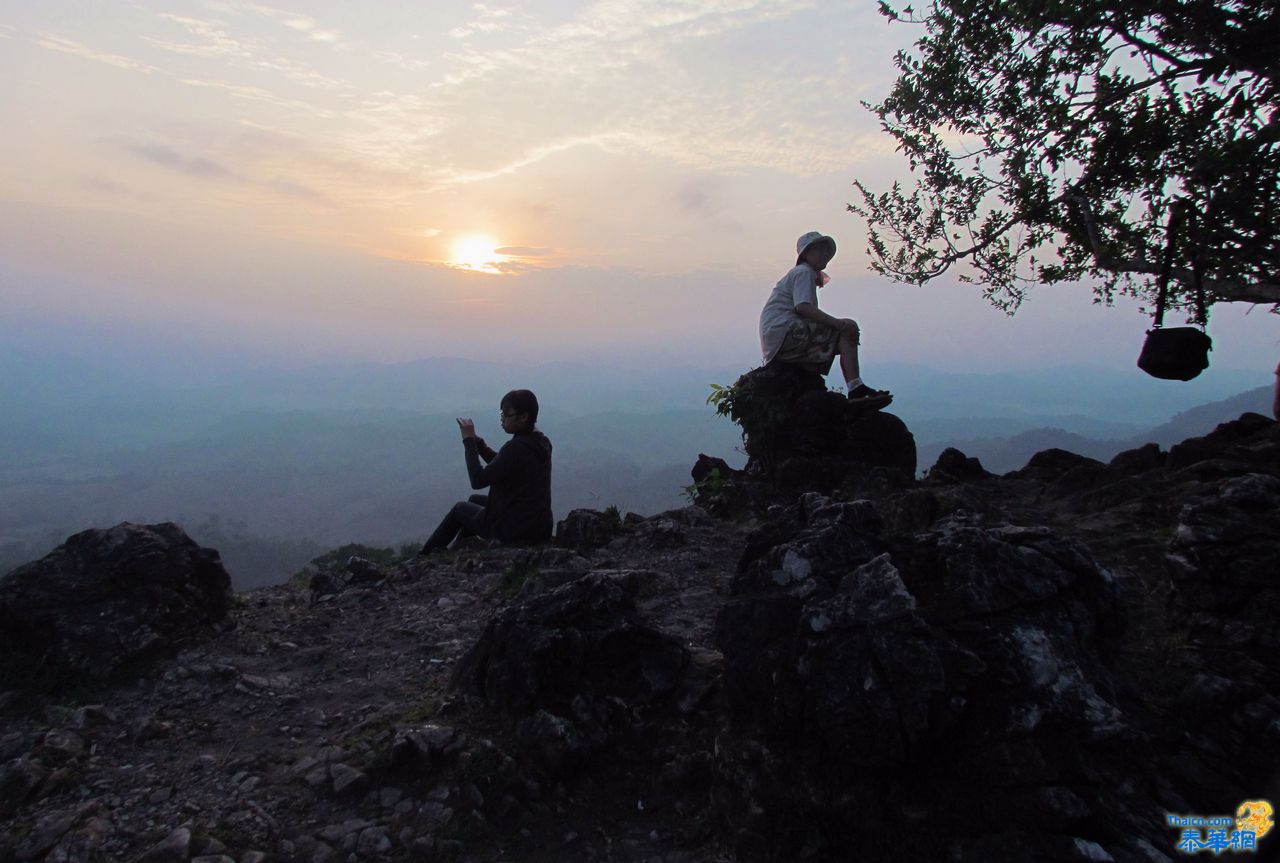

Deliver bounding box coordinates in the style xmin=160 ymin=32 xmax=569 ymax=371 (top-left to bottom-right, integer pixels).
xmin=501 ymin=558 xmax=540 ymax=598
xmin=707 ymin=378 xmax=788 ymax=465
xmin=850 ymin=0 xmax=1280 ymax=314
xmin=287 ymin=542 xmax=416 ymax=586
xmin=682 ymin=466 xmax=726 ymax=506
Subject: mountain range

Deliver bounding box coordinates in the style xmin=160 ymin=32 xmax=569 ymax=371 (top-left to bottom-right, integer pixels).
xmin=0 ymin=350 xmax=1272 ymax=586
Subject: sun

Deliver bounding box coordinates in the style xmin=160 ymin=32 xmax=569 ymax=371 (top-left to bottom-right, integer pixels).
xmin=450 ymin=234 xmax=504 ymax=272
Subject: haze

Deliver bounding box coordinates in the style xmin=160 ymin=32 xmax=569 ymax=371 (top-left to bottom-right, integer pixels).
xmin=2 ymin=2 xmax=1276 ymax=584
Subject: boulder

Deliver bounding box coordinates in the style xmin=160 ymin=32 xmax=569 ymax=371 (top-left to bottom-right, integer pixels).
xmin=1108 ymin=442 xmax=1165 ymax=474
xmin=1167 ymin=472 xmax=1280 ymax=690
xmin=1166 ymin=412 xmax=1277 ymax=471
xmin=0 ymin=522 xmax=231 ymax=685
xmin=452 ymin=573 xmax=688 ymax=717
xmin=554 ymin=509 xmax=621 ymax=551
xmin=712 ymin=496 xmax=1148 ymax=861
xmin=715 ymin=364 xmax=916 ymax=476
xmin=926 ymin=447 xmax=992 ymax=483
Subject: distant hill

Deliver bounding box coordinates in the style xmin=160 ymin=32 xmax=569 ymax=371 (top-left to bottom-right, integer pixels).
xmin=1 ymin=347 xmax=1271 ymax=585
xmin=1137 ymin=386 xmax=1273 ymax=447
xmin=917 ymin=385 xmax=1272 ymax=474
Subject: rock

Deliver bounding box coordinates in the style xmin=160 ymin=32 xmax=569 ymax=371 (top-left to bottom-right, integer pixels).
xmin=330 ymin=763 xmax=369 ymax=797
xmin=390 ymin=724 xmax=458 ymax=770
xmin=134 ymin=826 xmax=191 ymax=863
xmin=356 ymin=826 xmax=391 ymax=856
xmin=43 ymin=730 xmax=85 ymax=759
xmin=189 ymin=835 xmax=227 ymax=856
xmin=554 ymin=509 xmax=622 ymax=551
xmin=14 ymin=808 xmax=78 ymax=860
xmin=345 ymin=555 xmax=384 ymax=582
xmin=130 ymin=717 xmax=172 ymax=743
xmin=0 ymin=732 xmax=34 ymax=762
xmin=712 ymin=364 xmax=917 ymax=477
xmin=1166 ymin=412 xmax=1277 ymax=471
xmin=452 ymin=573 xmax=688 ymax=717
xmin=516 ymin=710 xmax=583 ymax=772
xmin=0 ymin=523 xmax=231 ymax=685
xmin=1108 ymin=442 xmax=1165 ymax=474
xmin=688 ymin=455 xmax=747 ymax=514
xmin=713 ymin=496 xmax=1137 ymax=861
xmin=44 ymin=815 xmax=111 ymax=863
xmin=630 ymin=517 xmax=685 ymax=549
xmin=317 ymin=819 xmax=372 ymax=843
xmin=927 ymin=447 xmax=992 ymax=482
xmin=71 ymin=705 xmax=117 ymax=730
xmin=844 ymin=410 xmax=917 ymax=476
xmin=0 ymin=757 xmax=48 ymax=816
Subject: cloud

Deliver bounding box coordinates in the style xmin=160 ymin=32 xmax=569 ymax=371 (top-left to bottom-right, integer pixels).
xmin=0 ymin=24 xmax=15 ymax=39
xmin=126 ymin=143 xmax=233 ymax=178
xmin=177 ymin=78 xmax=338 ymax=118
xmin=495 ymin=246 xmax=552 ymax=257
xmin=449 ymin=3 xmax=521 ymax=40
xmin=675 ymin=176 xmax=723 ymax=213
xmin=152 ymin=14 xmax=350 ymax=91
xmin=269 ymin=177 xmax=331 ymax=203
xmin=373 ymin=0 xmax=889 ymax=181
xmin=37 ymin=34 xmax=159 ymax=74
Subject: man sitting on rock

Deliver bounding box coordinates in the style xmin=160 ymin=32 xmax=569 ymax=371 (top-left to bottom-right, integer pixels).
xmin=420 ymin=389 xmax=553 ymax=554
xmin=759 ymin=231 xmax=892 ymax=407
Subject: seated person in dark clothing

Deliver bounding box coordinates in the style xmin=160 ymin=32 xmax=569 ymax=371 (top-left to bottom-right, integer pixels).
xmin=421 ymin=389 xmax=553 ymax=553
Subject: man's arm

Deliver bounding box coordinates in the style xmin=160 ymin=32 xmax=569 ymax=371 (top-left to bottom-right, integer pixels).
xmin=474 ymin=437 xmax=498 ymax=463
xmin=795 ymin=303 xmax=858 ymax=335
xmin=464 ymin=438 xmax=521 ymax=490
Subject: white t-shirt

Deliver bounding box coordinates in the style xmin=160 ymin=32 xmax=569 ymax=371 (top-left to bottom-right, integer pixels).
xmin=759 ymin=264 xmax=819 ymax=363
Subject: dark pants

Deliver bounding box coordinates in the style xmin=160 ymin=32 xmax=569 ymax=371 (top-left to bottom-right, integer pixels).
xmin=421 ymin=494 xmax=489 ymax=553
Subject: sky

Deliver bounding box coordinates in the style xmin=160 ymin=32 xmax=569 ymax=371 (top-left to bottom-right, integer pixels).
xmin=1 ymin=0 xmax=1276 ymax=383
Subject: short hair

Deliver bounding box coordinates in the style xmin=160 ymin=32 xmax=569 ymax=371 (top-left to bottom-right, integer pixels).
xmin=501 ymin=389 xmax=539 ymax=423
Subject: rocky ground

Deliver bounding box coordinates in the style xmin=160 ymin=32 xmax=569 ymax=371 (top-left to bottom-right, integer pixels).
xmin=2 ymin=407 xmax=1278 ymax=863
xmin=1 ymin=510 xmax=750 ymax=863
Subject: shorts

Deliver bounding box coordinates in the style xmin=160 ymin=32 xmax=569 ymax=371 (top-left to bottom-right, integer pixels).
xmin=773 ymin=320 xmax=840 ymax=374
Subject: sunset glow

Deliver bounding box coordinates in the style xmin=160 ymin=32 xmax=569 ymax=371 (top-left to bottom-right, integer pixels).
xmin=0 ymin=2 xmax=1273 ymax=373
xmin=450 ymin=235 xmax=504 ymax=273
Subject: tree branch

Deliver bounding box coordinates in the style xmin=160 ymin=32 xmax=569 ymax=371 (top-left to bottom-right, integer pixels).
xmin=1068 ymin=192 xmax=1280 ymax=304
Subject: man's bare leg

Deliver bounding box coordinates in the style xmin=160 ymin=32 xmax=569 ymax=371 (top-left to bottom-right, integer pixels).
xmin=837 ymin=330 xmax=860 ymax=384
xmin=837 ymin=329 xmax=892 ymax=407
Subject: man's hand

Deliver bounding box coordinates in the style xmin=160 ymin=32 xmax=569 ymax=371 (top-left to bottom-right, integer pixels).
xmin=837 ymin=318 xmax=860 ymax=338
xmin=456 ymin=417 xmax=477 ymax=439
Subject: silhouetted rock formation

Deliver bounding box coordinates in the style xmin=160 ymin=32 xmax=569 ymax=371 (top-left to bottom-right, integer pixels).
xmin=452 ymin=572 xmax=688 ymax=718
xmin=554 ymin=508 xmax=623 ymax=551
xmin=715 ymin=495 xmax=1133 ymax=860
xmin=716 ymin=363 xmax=917 ymax=479
xmin=0 ymin=522 xmax=231 ymax=686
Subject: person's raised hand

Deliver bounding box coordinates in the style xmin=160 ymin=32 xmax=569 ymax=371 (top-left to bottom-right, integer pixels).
xmin=456 ymin=417 xmax=477 ymax=439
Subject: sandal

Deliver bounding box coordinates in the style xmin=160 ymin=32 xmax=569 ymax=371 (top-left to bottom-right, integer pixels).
xmin=847 ymin=384 xmax=893 ymax=408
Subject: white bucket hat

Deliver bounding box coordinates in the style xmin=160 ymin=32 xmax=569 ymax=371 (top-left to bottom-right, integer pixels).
xmin=796 ymin=231 xmax=836 ymax=261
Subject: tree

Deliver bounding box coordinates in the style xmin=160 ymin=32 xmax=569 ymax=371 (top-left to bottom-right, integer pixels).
xmin=850 ymin=0 xmax=1279 ymax=316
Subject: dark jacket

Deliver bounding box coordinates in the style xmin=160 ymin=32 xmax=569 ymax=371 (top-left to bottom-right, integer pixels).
xmin=463 ymin=431 xmax=553 ymax=544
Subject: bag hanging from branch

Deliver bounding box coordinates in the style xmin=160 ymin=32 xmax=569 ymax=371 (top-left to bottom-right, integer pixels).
xmin=1137 ymin=208 xmax=1212 ymax=381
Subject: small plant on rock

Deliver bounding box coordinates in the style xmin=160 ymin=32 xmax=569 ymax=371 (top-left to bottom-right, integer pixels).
xmin=500 ymin=557 xmax=540 ymax=598
xmin=708 ymin=376 xmax=788 ymax=468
